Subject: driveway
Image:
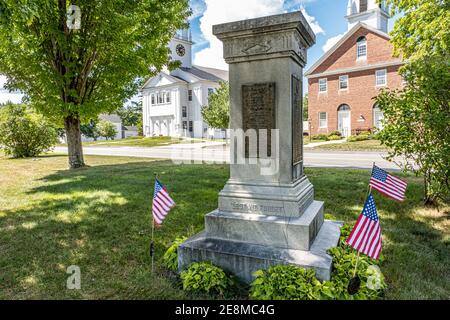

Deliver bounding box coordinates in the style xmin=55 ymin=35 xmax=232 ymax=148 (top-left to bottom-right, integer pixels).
xmin=53 ymin=143 xmax=402 ymax=170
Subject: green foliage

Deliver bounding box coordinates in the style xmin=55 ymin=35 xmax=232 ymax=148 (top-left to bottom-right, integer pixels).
xmin=162 ymin=237 xmax=187 ymax=272
xmin=250 ymin=265 xmax=330 ymax=300
xmin=180 ymin=262 xmax=233 ymax=295
xmin=303 ymin=94 xmax=308 ymax=120
xmin=382 ymin=0 xmax=449 ymax=60
xmin=311 ymin=134 xmax=329 ymax=141
xmin=347 ymin=134 xmax=370 ymax=142
xmin=201 ymin=81 xmax=230 ymax=129
xmin=0 ymin=103 xmax=58 ymax=158
xmin=328 ymin=135 xmax=342 ymax=141
xmin=250 ymin=224 xmax=386 ymax=300
xmin=116 ymin=101 xmax=143 ymax=127
xmin=328 ymin=131 xmax=342 ymax=137
xmin=96 ymin=120 xmax=117 ymax=140
xmin=376 ymin=0 xmax=450 ymax=204
xmin=80 ymin=120 xmax=100 ymax=141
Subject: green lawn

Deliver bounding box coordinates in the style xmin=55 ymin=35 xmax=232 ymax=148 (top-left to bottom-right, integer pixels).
xmin=313 ymin=139 xmax=388 ymax=151
xmin=0 ymin=154 xmax=448 ymax=299
xmin=59 ymin=136 xmax=208 ymax=148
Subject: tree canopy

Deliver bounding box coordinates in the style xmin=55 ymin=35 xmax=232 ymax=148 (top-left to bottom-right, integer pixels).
xmin=375 ymin=0 xmax=449 ymax=204
xmin=201 ymin=81 xmax=230 ymax=130
xmin=0 ymin=0 xmax=190 ymax=168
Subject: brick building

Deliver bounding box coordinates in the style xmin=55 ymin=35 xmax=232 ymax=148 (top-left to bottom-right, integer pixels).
xmin=305 ymin=0 xmax=404 ymax=137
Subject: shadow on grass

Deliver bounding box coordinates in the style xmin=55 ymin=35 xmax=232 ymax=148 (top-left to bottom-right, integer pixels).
xmin=0 ymin=160 xmax=448 ymax=299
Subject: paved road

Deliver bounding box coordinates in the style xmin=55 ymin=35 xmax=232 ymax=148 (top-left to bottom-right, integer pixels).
xmin=54 ymin=145 xmax=403 ymax=170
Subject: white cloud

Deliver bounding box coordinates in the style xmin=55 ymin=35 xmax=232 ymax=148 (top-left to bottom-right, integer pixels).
xmin=194 ymin=0 xmax=323 ymax=69
xmin=300 ymin=6 xmax=324 ymax=35
xmin=322 ymin=33 xmax=345 ymax=52
xmin=189 ymin=0 xmax=207 ymax=20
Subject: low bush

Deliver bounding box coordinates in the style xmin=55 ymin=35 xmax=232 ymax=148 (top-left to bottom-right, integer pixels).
xmin=328 ymin=135 xmax=342 ymax=141
xmin=250 ymin=265 xmax=333 ymax=300
xmin=162 ymin=236 xmax=187 ymax=272
xmin=0 ymin=104 xmax=58 ymax=158
xmin=347 ymin=134 xmax=370 ymax=142
xmin=328 ymin=131 xmax=342 ymax=137
xmin=311 ymin=134 xmax=329 ymax=141
xmin=180 ymin=262 xmax=233 ymax=295
xmin=250 ymin=224 xmax=386 ymax=300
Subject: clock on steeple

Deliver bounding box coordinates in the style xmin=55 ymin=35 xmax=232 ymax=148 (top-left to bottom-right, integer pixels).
xmin=169 ymin=28 xmax=193 ymax=68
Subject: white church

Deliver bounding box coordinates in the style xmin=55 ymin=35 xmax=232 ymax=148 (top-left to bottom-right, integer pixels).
xmin=141 ymin=29 xmax=228 ymax=139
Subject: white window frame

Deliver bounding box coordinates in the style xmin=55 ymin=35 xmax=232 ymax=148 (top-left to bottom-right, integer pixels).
xmin=339 ymin=75 xmax=349 ymax=90
xmin=165 ymin=91 xmax=171 ymax=103
xmin=319 ymin=112 xmax=328 ymax=128
xmin=182 ymin=106 xmax=187 ymax=118
xmin=151 ymin=94 xmax=155 ymax=105
xmin=318 ymin=78 xmax=327 ymax=93
xmin=375 ymin=69 xmax=387 ymax=87
xmin=188 ymin=89 xmax=193 ymax=101
xmin=357 ymin=38 xmax=367 ymax=60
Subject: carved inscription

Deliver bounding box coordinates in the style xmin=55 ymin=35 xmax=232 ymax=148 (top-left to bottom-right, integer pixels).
xmin=292 ymin=75 xmax=303 ymax=165
xmin=242 ymin=83 xmax=276 ymax=157
xmin=231 ymin=202 xmax=285 ymax=214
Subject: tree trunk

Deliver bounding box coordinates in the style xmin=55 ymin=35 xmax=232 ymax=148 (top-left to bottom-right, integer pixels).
xmin=64 ymin=114 xmax=85 ymax=169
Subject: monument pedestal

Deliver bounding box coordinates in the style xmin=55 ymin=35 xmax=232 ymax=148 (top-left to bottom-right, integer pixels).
xmin=178 ymin=12 xmax=341 ymax=283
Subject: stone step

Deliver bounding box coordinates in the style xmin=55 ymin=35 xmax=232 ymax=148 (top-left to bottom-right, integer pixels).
xmin=178 ymin=220 xmax=342 ymax=283
xmin=205 ymin=200 xmax=324 ymax=251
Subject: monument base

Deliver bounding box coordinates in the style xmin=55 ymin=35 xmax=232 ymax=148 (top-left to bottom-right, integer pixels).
xmin=178 ymin=220 xmax=342 ymax=283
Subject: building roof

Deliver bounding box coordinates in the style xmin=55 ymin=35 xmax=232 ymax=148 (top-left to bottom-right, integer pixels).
xmin=180 ymin=65 xmax=228 ymax=82
xmin=305 ymin=22 xmax=392 ymax=77
xmin=99 ymin=114 xmax=122 ymax=123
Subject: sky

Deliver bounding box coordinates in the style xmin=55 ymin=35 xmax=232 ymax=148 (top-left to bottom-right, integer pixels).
xmin=0 ymin=0 xmax=398 ymax=103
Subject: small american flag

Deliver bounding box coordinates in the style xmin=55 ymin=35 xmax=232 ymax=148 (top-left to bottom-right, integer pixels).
xmin=369 ymin=165 xmax=407 ymax=202
xmin=152 ymin=179 xmax=175 ymax=225
xmin=346 ymin=192 xmax=382 ymax=260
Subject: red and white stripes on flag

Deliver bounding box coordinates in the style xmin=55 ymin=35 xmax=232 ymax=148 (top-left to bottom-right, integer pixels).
xmin=369 ymin=165 xmax=407 ymax=202
xmin=152 ymin=179 xmax=175 ymax=225
xmin=346 ymin=192 xmax=382 ymax=260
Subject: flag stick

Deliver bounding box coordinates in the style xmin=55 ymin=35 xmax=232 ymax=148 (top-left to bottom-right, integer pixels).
xmin=352 ymin=251 xmax=360 ymax=277
xmin=150 ymin=218 xmax=155 ymax=273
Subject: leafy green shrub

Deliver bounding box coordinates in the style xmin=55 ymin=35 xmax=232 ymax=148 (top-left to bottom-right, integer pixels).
xmin=328 ymin=135 xmax=342 ymax=141
xmin=311 ymin=134 xmax=329 ymax=141
xmin=250 ymin=265 xmax=334 ymax=300
xmin=328 ymin=131 xmax=342 ymax=137
xmin=181 ymin=262 xmax=233 ymax=295
xmin=97 ymin=120 xmax=118 ymax=140
xmin=250 ymin=224 xmax=386 ymax=300
xmin=0 ymin=104 xmax=58 ymax=158
xmin=162 ymin=237 xmax=187 ymax=272
xmin=347 ymin=134 xmax=370 ymax=142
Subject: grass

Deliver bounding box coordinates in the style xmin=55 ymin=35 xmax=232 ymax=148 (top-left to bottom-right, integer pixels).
xmin=0 ymin=154 xmax=448 ymax=299
xmin=58 ymin=136 xmax=209 ymax=148
xmin=313 ymin=139 xmax=388 ymax=151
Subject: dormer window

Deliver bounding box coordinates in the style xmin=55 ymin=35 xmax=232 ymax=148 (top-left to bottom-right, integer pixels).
xmin=356 ymin=36 xmax=367 ymax=60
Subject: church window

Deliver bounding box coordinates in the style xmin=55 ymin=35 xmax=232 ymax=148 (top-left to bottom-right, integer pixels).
xmin=339 ymin=75 xmax=349 ymax=90
xmin=318 ymin=78 xmax=327 ymax=92
xmin=357 ymin=36 xmax=367 ymax=59
xmin=182 ymin=106 xmax=187 ymax=118
xmin=375 ymin=69 xmax=387 ymax=86
xmin=319 ymin=112 xmax=327 ymax=128
xmin=188 ymin=90 xmax=193 ymax=101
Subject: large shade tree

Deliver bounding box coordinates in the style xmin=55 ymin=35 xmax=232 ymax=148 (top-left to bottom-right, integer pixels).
xmin=375 ymin=0 xmax=449 ymax=204
xmin=0 ymin=0 xmax=190 ymax=168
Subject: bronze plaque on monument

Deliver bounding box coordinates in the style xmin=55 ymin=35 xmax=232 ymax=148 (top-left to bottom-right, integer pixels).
xmin=242 ymin=83 xmax=276 ymax=157
xmin=292 ymin=75 xmax=303 ymax=165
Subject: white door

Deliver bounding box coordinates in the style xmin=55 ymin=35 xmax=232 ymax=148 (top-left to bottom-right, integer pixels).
xmin=338 ymin=110 xmax=351 ymax=137
xmin=373 ymin=107 xmax=384 ymax=130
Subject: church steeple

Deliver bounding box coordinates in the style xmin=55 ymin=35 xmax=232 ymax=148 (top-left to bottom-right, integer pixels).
xmin=168 ymin=27 xmax=193 ymax=69
xmin=346 ymin=0 xmax=389 ymax=33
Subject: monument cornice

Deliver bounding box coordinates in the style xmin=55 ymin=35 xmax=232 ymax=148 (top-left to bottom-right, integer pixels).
xmin=213 ymin=11 xmax=316 ymax=66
